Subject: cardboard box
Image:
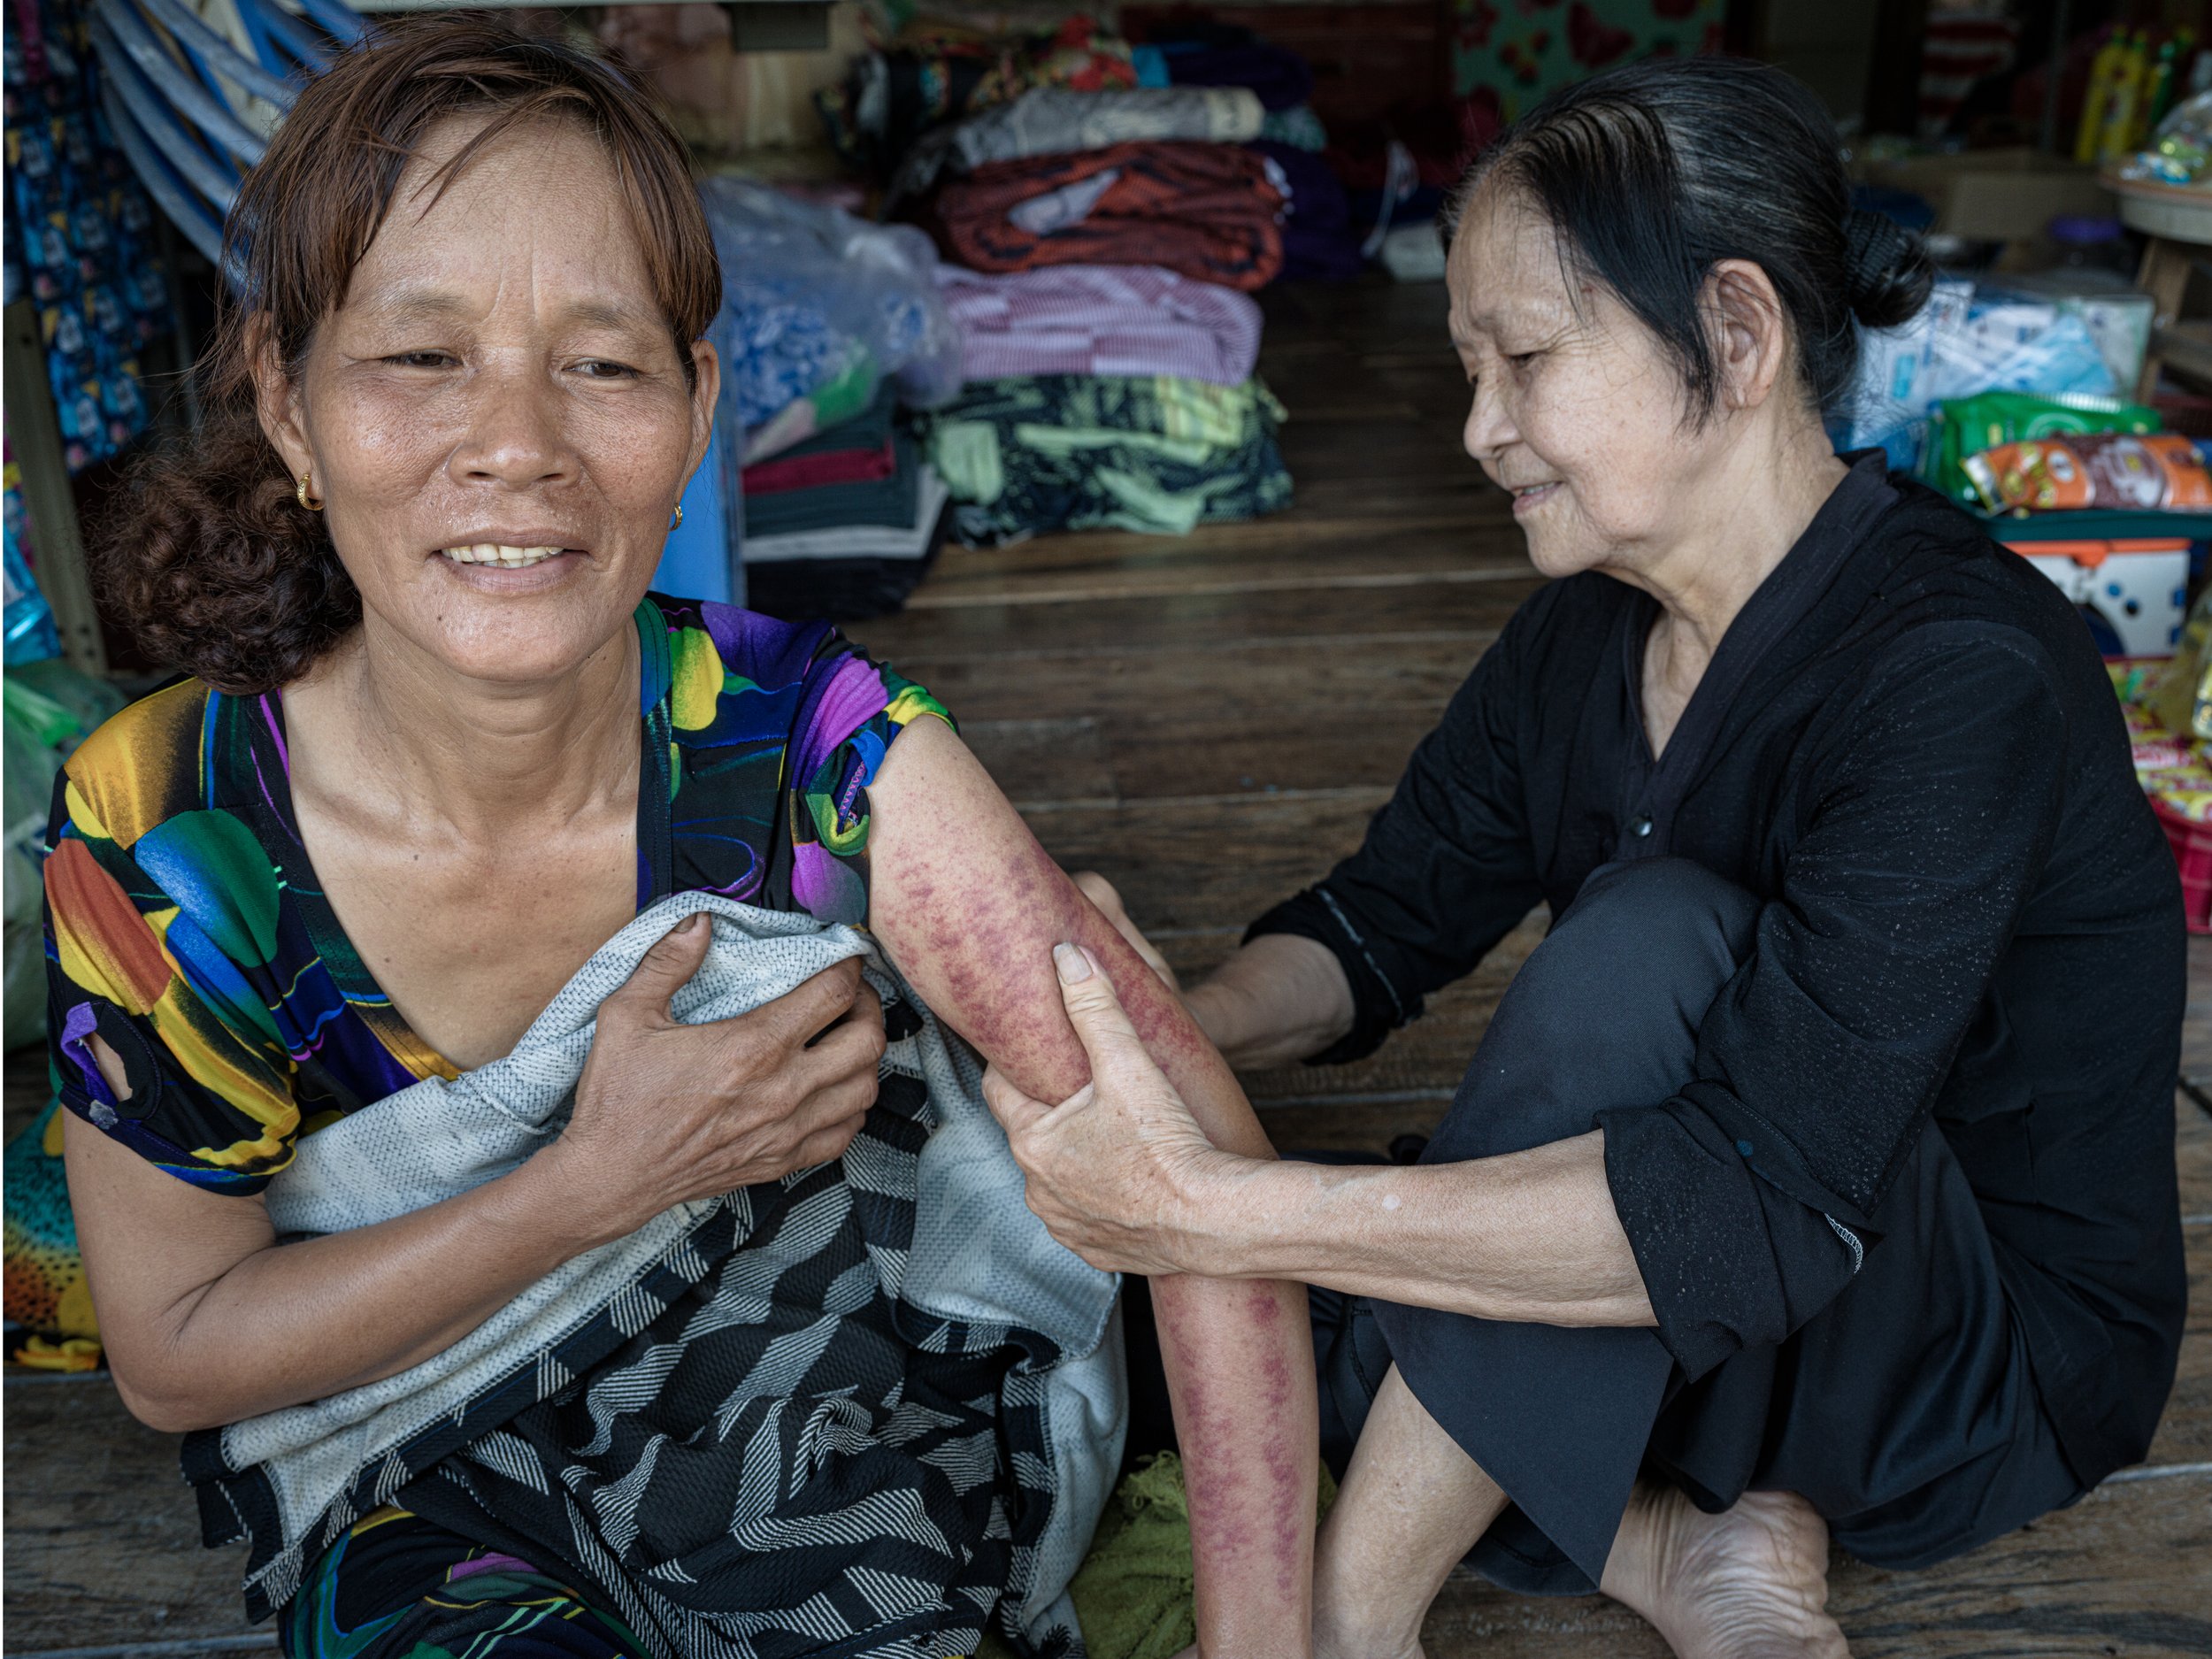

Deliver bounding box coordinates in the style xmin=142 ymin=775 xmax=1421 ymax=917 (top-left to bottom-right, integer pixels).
xmin=1856 ymin=148 xmax=2115 ymax=242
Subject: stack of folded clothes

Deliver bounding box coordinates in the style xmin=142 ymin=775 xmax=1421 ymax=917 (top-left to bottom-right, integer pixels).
xmin=794 ymin=9 xmax=1361 ymax=566
xmin=1134 ymin=20 xmax=1360 ymax=282
xmin=837 ymin=7 xmax=1363 ymax=292
xmin=739 ymin=388 xmax=954 ymax=620
xmin=817 ymin=10 xmax=1146 ymax=178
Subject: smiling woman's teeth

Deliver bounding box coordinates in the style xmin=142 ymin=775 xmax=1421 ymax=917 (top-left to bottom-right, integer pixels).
xmin=439 ymin=544 xmax=565 ymax=567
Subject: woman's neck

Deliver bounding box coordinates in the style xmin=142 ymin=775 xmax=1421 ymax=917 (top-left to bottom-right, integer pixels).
xmin=288 ymin=615 xmax=641 ymax=843
xmin=1638 ymin=415 xmax=1850 ymax=671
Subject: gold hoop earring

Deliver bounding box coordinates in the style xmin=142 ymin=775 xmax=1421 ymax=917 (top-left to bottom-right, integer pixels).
xmin=668 ymin=503 xmax=684 ymax=531
xmin=296 ymin=472 xmax=324 ymax=511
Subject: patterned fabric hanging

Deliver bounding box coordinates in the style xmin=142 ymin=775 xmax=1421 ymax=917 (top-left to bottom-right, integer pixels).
xmin=4 ymin=0 xmax=167 ymax=472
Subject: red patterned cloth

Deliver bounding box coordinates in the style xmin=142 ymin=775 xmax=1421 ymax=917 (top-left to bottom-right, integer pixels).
xmin=741 ymin=439 xmax=898 ymax=496
xmin=935 ymin=142 xmax=1284 ymax=291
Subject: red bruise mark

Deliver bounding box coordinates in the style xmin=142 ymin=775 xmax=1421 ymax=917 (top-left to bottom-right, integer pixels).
xmin=1652 ymin=0 xmax=1699 ymax=17
xmin=1458 ymin=0 xmax=1500 ymax=49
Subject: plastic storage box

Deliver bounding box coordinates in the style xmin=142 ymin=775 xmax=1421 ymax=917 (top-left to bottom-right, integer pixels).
xmin=2008 ymin=536 xmax=2191 ymax=657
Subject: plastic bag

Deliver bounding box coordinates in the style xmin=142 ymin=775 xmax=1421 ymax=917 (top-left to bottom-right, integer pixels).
xmin=1831 ymin=282 xmax=2124 ymax=471
xmin=1831 ymin=276 xmax=1971 ymax=468
xmin=2118 ymin=89 xmax=2212 ymax=186
xmin=1928 ymin=298 xmax=2118 ymax=405
xmin=697 ymin=178 xmax=964 ymax=464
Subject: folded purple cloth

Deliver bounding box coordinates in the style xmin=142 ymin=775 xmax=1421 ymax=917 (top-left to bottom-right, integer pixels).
xmin=1166 ymin=42 xmax=1312 ymax=112
xmin=935 ymin=263 xmax=1265 ymax=385
xmin=1252 ymin=140 xmax=1364 ymax=283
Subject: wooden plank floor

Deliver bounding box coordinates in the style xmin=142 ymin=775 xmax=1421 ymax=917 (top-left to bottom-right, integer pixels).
xmin=6 ymin=277 xmax=2209 ymax=1656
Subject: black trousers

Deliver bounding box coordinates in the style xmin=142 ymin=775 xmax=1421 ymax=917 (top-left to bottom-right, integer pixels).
xmin=1134 ymin=858 xmax=2086 ymax=1596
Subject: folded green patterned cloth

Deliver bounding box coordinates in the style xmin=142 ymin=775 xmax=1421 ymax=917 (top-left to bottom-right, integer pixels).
xmin=922 ymin=374 xmax=1292 ymax=544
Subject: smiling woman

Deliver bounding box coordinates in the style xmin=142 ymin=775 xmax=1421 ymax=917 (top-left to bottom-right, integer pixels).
xmin=56 ymin=18 xmax=1317 ymax=1659
xmin=101 ymin=24 xmax=719 ymax=695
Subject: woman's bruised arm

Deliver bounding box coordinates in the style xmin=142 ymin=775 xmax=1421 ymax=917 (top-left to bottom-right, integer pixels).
xmin=866 ymin=717 xmax=1317 ymax=1656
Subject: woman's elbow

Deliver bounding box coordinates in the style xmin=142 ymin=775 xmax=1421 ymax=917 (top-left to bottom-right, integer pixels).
xmin=103 ymin=1328 xmax=237 ymax=1434
xmin=110 ymin=1364 xmax=226 ymax=1434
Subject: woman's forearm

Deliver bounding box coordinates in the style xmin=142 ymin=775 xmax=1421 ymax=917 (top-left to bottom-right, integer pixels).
xmin=1203 ymin=1130 xmax=1655 ymax=1328
xmin=865 ymin=721 xmax=1319 ymax=1653
xmin=1185 ymin=933 xmax=1356 ymax=1071
xmin=72 ymin=1117 xmax=614 ymax=1432
xmin=1064 ymin=922 xmax=1321 ymax=1655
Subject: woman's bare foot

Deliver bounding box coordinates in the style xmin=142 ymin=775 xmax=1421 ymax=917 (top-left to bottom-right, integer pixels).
xmin=1599 ymin=1483 xmax=1849 ymax=1659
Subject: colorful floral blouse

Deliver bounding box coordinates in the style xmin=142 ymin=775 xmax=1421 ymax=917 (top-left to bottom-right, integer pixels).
xmin=42 ymin=595 xmax=950 ymax=1197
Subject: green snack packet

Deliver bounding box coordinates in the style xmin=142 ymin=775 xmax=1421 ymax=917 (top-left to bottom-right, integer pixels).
xmin=1920 ymin=391 xmax=2162 ymax=504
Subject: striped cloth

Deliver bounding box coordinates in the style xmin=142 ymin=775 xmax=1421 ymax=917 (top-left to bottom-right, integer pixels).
xmin=937 ymin=265 xmax=1263 ymax=387
xmin=1917 ymin=11 xmax=2018 ymax=137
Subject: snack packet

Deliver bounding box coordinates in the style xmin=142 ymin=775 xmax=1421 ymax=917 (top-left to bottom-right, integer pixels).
xmin=1919 ymin=389 xmax=2160 ymax=503
xmin=1963 ymin=432 xmax=2212 ymax=512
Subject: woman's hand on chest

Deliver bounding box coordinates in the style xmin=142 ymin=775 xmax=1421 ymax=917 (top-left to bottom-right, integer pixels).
xmin=550 ymin=920 xmax=887 ymax=1243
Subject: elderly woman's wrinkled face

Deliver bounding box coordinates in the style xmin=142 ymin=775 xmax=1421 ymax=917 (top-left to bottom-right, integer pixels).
xmin=272 ymin=117 xmax=714 ymax=686
xmin=1447 ymin=184 xmax=1719 ymax=580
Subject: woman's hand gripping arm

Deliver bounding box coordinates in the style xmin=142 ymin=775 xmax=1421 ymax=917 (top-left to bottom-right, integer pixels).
xmin=866 ymin=718 xmax=1319 ymax=1659
xmin=1074 ymin=872 xmax=1356 ymax=1072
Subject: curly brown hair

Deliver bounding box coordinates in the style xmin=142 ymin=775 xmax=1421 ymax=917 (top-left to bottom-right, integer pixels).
xmin=95 ymin=14 xmax=721 ymax=694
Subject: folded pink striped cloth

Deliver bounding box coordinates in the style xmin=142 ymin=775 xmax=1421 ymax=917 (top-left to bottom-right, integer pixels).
xmin=936 ymin=263 xmax=1263 ymax=388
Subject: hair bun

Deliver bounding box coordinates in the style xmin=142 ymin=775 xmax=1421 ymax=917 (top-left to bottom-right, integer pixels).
xmin=1841 ymin=206 xmax=1934 ymax=330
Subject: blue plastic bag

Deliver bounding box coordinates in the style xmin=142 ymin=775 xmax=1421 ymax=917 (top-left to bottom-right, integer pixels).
xmin=697 ymin=178 xmax=963 ymax=463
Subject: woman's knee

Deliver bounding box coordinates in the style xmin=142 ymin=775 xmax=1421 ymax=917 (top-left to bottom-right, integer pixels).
xmin=1501 ymin=858 xmax=1761 ymax=1070
xmin=1425 ymin=859 xmax=1761 ymax=1164
xmin=1552 ymin=858 xmax=1761 ymax=972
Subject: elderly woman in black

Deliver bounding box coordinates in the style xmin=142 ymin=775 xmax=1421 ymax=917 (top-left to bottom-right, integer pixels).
xmin=984 ymin=56 xmax=2187 ymax=1659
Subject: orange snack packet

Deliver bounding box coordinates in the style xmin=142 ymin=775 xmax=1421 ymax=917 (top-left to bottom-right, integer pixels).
xmin=1963 ymin=433 xmax=2212 ymax=512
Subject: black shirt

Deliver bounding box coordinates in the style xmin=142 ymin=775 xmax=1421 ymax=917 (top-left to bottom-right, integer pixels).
xmin=1252 ymin=455 xmax=2187 ymax=1482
